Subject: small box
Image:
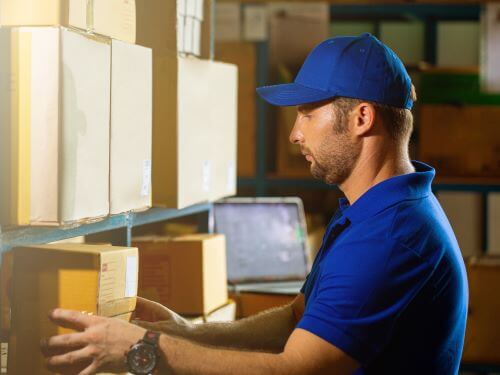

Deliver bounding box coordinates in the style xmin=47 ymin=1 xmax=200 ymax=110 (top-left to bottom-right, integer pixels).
xmin=462 ymin=256 xmax=500 ymax=363
xmin=185 ymin=299 xmax=237 ymax=324
xmin=230 ymin=292 xmax=295 ymax=319
xmin=8 ymin=244 xmax=138 ymax=375
xmin=110 ymin=39 xmax=153 ymax=214
xmin=436 ymin=192 xmax=483 ymax=257
xmin=437 ymin=21 xmax=479 ymax=68
xmin=133 ymin=234 xmax=228 ymax=315
xmin=488 ymin=193 xmax=500 ymax=254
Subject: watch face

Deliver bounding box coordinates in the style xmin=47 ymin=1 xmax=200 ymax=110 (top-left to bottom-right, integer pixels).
xmin=127 ymin=343 xmax=157 ymax=374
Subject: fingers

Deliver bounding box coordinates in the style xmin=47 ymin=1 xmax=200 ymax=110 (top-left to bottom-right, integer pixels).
xmin=40 ymin=332 xmax=86 ymax=356
xmin=49 ymin=309 xmax=99 ymax=331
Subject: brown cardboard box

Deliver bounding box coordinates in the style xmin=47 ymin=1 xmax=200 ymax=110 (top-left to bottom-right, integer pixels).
xmin=152 ymin=55 xmax=238 ymax=208
xmin=462 ymin=256 xmax=500 ymax=363
xmin=134 ymin=234 xmax=228 ymax=315
xmin=185 ymin=299 xmax=237 ymax=324
xmin=420 ymin=105 xmax=500 ymax=180
xmin=0 ymin=251 xmax=12 ymax=338
xmin=216 ymin=41 xmax=257 ymax=178
xmin=488 ymin=193 xmax=500 ymax=255
xmin=230 ymin=292 xmax=296 ymax=319
xmin=8 ymin=244 xmax=138 ymax=375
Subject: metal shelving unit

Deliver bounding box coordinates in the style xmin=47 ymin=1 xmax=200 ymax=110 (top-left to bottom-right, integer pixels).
xmin=0 ymin=203 xmax=213 ymax=254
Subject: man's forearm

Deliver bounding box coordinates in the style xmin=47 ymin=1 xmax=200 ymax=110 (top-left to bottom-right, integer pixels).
xmin=157 ymin=333 xmax=291 ymax=375
xmin=137 ymin=304 xmax=297 ymax=353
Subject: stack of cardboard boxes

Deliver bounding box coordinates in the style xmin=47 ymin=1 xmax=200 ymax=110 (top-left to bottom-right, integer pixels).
xmin=0 ymin=0 xmax=154 ymax=225
xmin=0 ymin=0 xmax=239 ymax=224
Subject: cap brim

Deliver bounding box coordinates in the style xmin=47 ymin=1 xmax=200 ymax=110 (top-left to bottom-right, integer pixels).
xmin=256 ymin=82 xmax=336 ymax=106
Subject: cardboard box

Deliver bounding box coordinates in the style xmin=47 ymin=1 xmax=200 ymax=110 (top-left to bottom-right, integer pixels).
xmin=152 ymin=56 xmax=238 ymax=208
xmin=436 ymin=192 xmax=483 ymax=257
xmin=185 ymin=299 xmax=237 ymax=324
xmin=420 ymin=105 xmax=500 ymax=180
xmin=133 ymin=234 xmax=228 ymax=315
xmin=462 ymin=256 xmax=500 ymax=363
xmin=488 ymin=193 xmax=500 ymax=255
xmin=1 ymin=0 xmax=213 ymax=58
xmin=110 ymin=39 xmax=152 ymax=215
xmin=8 ymin=244 xmax=138 ymax=375
xmin=379 ymin=21 xmax=424 ymax=65
xmin=437 ymin=21 xmax=479 ymax=68
xmin=0 ymin=0 xmax=69 ymax=26
xmin=0 ymin=27 xmax=110 ymax=226
xmin=215 ymin=42 xmax=257 ymax=177
xmin=230 ymin=292 xmax=295 ymax=319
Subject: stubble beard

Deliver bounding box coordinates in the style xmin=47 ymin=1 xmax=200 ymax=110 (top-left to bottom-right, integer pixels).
xmin=309 ymin=131 xmax=361 ymax=186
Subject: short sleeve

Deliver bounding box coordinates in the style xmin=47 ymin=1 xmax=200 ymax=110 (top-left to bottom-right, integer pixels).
xmin=296 ymin=238 xmax=434 ymax=365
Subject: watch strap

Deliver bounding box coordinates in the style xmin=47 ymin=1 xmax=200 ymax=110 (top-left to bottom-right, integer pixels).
xmin=142 ymin=330 xmax=160 ymax=347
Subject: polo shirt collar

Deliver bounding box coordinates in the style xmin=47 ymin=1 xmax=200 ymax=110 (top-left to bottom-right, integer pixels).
xmin=339 ymin=160 xmax=435 ymax=223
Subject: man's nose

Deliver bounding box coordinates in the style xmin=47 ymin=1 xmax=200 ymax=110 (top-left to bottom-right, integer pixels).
xmin=289 ymin=117 xmax=304 ymax=145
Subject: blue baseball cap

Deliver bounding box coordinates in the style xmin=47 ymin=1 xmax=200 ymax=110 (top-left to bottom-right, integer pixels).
xmin=256 ymin=33 xmax=413 ymax=110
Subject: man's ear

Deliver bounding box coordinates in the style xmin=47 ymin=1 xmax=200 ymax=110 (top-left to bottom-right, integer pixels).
xmin=351 ymin=102 xmax=375 ymax=136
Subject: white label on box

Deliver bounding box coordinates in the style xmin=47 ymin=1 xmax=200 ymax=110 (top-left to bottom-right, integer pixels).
xmin=1 ymin=343 xmax=7 ymax=374
xmin=243 ymin=5 xmax=268 ymax=41
xmin=125 ymin=255 xmax=138 ymax=298
xmin=141 ymin=159 xmax=152 ymax=197
xmin=227 ymin=160 xmax=236 ymax=192
xmin=202 ymin=160 xmax=211 ymax=192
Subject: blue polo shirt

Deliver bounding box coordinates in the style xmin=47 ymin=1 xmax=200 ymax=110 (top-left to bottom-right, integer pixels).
xmin=298 ymin=161 xmax=468 ymax=375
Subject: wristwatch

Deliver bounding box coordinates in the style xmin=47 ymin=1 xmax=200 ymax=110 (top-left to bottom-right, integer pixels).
xmin=126 ymin=330 xmax=161 ymax=375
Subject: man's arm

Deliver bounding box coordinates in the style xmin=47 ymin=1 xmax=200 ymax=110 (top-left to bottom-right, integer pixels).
xmin=41 ymin=307 xmax=359 ymax=375
xmin=135 ymin=295 xmax=305 ymax=353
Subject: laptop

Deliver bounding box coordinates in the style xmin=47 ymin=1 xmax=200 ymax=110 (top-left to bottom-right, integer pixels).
xmin=213 ymin=197 xmax=311 ymax=295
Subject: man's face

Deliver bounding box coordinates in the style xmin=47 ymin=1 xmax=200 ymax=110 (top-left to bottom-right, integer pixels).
xmin=289 ymin=100 xmax=361 ymax=185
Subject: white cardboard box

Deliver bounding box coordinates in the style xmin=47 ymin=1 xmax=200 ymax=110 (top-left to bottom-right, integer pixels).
xmin=152 ymin=56 xmax=238 ymax=208
xmin=437 ymin=191 xmax=483 ymax=257
xmin=0 ymin=27 xmax=110 ymax=225
xmin=110 ymin=40 xmax=153 ymax=215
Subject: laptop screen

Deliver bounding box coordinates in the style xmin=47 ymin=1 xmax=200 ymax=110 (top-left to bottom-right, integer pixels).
xmin=213 ymin=198 xmax=309 ymax=283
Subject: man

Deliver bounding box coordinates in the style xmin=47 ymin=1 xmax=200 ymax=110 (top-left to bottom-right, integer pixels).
xmin=41 ymin=33 xmax=468 ymax=375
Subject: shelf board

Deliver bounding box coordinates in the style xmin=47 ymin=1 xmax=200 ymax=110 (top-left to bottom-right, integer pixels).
xmin=131 ymin=203 xmax=212 ymax=228
xmin=0 ymin=203 xmax=213 ymax=253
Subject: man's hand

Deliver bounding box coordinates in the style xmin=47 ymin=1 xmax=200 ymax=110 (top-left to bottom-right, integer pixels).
xmin=40 ymin=309 xmax=146 ymax=375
